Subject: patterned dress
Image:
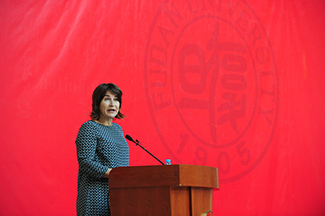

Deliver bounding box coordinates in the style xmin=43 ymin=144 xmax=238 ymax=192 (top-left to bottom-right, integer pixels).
xmin=75 ymin=120 xmax=129 ymax=216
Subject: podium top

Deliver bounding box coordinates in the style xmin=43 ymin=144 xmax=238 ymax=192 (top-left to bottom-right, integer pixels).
xmin=109 ymin=164 xmax=219 ymax=189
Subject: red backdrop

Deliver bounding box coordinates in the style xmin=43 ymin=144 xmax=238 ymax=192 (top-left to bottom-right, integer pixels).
xmin=1 ymin=0 xmax=325 ymax=215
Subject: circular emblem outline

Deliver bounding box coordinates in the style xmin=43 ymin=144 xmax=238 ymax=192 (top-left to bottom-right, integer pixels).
xmin=144 ymin=0 xmax=279 ymax=183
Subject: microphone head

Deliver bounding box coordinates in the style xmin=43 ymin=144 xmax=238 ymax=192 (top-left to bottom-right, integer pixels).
xmin=125 ymin=135 xmax=134 ymax=142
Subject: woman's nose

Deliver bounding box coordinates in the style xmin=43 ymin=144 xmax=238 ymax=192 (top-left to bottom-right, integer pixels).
xmin=109 ymin=99 xmax=115 ymax=105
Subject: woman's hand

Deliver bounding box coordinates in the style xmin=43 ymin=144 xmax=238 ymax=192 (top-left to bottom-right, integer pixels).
xmin=103 ymin=168 xmax=112 ymax=178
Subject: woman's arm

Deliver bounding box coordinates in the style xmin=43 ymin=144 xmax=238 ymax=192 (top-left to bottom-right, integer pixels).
xmin=76 ymin=122 xmax=110 ymax=179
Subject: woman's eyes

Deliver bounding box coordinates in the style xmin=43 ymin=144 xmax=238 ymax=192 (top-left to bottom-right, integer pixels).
xmin=104 ymin=97 xmax=118 ymax=101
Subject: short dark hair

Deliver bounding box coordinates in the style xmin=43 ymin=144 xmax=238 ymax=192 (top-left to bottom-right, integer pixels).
xmin=90 ymin=83 xmax=125 ymax=120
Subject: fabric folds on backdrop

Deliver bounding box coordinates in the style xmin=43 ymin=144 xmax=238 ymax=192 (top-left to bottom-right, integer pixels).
xmin=0 ymin=0 xmax=324 ymax=215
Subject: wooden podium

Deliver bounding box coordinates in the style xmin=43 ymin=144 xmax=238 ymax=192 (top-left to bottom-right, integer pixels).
xmin=109 ymin=164 xmax=219 ymax=216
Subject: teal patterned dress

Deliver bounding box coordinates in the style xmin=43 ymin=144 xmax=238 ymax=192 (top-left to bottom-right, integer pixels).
xmin=75 ymin=121 xmax=129 ymax=215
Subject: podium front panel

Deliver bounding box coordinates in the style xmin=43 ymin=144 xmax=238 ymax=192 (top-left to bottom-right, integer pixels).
xmin=109 ymin=164 xmax=219 ymax=216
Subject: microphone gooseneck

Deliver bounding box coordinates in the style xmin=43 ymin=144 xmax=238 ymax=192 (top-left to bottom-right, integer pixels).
xmin=125 ymin=134 xmax=165 ymax=165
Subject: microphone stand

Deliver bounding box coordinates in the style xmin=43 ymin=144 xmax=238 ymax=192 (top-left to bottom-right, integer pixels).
xmin=126 ymin=136 xmax=165 ymax=165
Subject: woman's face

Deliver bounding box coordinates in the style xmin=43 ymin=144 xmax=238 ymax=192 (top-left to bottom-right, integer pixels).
xmin=99 ymin=91 xmax=120 ymax=121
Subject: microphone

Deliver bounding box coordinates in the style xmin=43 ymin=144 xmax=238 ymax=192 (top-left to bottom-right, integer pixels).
xmin=125 ymin=134 xmax=165 ymax=165
xmin=125 ymin=135 xmax=135 ymax=142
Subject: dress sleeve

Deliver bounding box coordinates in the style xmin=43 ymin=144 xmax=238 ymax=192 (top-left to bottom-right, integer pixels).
xmin=75 ymin=122 xmax=109 ymax=179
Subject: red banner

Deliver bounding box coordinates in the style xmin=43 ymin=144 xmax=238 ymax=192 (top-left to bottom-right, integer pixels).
xmin=1 ymin=0 xmax=324 ymax=215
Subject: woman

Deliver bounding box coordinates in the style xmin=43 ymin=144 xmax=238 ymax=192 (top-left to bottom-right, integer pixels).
xmin=75 ymin=83 xmax=129 ymax=215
